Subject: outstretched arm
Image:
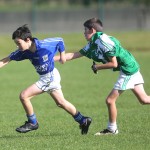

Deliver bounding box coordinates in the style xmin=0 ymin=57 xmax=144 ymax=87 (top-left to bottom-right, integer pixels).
xmin=0 ymin=56 xmax=11 ymax=68
xmin=59 ymin=51 xmax=66 ymax=64
xmin=65 ymin=52 xmax=83 ymax=60
xmin=54 ymin=52 xmax=83 ymax=62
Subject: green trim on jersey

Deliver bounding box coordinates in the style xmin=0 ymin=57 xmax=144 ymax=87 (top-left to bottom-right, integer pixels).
xmin=79 ymin=32 xmax=139 ymax=75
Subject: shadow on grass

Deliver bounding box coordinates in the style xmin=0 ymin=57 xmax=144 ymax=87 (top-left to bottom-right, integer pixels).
xmin=0 ymin=131 xmax=63 ymax=139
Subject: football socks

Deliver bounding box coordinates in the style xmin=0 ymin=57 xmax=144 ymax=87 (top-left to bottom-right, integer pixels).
xmin=27 ymin=113 xmax=37 ymax=125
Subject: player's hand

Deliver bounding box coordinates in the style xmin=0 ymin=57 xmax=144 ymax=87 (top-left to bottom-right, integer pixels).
xmin=91 ymin=61 xmax=98 ymax=74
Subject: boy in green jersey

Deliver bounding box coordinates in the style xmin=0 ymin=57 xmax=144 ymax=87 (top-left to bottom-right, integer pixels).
xmin=54 ymin=18 xmax=150 ymax=135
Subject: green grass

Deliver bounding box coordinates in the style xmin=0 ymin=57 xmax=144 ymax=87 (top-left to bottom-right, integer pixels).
xmin=0 ymin=32 xmax=150 ymax=150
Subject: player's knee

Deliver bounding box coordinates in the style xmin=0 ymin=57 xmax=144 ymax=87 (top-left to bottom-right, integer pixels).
xmin=106 ymin=98 xmax=114 ymax=105
xmin=19 ymin=91 xmax=27 ymax=102
xmin=56 ymin=102 xmax=64 ymax=108
xmin=56 ymin=100 xmax=66 ymax=108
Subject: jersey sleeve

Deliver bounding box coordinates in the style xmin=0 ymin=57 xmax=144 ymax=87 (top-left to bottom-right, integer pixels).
xmin=57 ymin=38 xmax=65 ymax=53
xmin=100 ymin=34 xmax=119 ymax=57
xmin=9 ymin=50 xmax=27 ymax=61
xmin=79 ymin=42 xmax=92 ymax=59
xmin=103 ymin=36 xmax=120 ymax=57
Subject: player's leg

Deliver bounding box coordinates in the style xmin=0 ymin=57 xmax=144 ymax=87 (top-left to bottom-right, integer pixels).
xmin=50 ymin=89 xmax=77 ymax=115
xmin=50 ymin=89 xmax=92 ymax=134
xmin=19 ymin=83 xmax=43 ymax=115
xmin=95 ymin=89 xmax=123 ymax=135
xmin=95 ymin=71 xmax=127 ymax=135
xmin=132 ymin=84 xmax=150 ymax=104
xmin=106 ymin=89 xmax=122 ymax=124
xmin=16 ymin=84 xmax=44 ymax=133
xmin=45 ymin=68 xmax=92 ymax=134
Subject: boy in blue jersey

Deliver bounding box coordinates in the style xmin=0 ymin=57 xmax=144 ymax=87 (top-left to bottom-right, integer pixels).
xmin=0 ymin=24 xmax=92 ymax=134
xmin=54 ymin=18 xmax=150 ymax=135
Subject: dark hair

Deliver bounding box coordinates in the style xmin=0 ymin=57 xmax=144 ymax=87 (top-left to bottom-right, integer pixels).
xmin=12 ymin=24 xmax=33 ymax=41
xmin=83 ymin=18 xmax=103 ymax=32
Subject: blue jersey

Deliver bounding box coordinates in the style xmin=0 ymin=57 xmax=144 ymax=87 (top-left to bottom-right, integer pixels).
xmin=9 ymin=37 xmax=65 ymax=75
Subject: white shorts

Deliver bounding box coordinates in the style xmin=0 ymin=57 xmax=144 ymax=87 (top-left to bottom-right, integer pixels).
xmin=36 ymin=68 xmax=61 ymax=93
xmin=114 ymin=71 xmax=144 ymax=90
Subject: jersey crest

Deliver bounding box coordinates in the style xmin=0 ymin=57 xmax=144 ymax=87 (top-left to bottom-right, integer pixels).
xmin=42 ymin=54 xmax=48 ymax=62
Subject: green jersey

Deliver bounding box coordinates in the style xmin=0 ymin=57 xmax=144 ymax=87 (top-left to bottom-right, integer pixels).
xmin=79 ymin=32 xmax=139 ymax=75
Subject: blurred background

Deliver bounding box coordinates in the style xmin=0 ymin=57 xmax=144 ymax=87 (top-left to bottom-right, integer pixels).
xmin=0 ymin=0 xmax=150 ymax=34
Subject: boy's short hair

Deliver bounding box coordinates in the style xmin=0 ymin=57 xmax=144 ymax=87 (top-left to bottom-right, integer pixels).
xmin=83 ymin=18 xmax=103 ymax=32
xmin=12 ymin=24 xmax=33 ymax=41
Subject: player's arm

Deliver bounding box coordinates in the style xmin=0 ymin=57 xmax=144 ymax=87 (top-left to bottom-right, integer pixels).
xmin=92 ymin=56 xmax=118 ymax=72
xmin=54 ymin=52 xmax=83 ymax=62
xmin=0 ymin=56 xmax=11 ymax=68
xmin=65 ymin=52 xmax=83 ymax=60
xmin=59 ymin=51 xmax=66 ymax=64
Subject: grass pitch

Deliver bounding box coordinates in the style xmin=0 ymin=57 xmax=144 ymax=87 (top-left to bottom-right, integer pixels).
xmin=0 ymin=32 xmax=150 ymax=150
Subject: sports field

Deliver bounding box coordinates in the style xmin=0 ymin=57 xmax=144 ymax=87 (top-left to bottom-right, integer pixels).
xmin=0 ymin=31 xmax=150 ymax=150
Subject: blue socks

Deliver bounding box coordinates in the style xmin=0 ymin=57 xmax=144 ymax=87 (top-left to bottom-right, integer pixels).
xmin=73 ymin=112 xmax=85 ymax=125
xmin=27 ymin=113 xmax=37 ymax=125
xmin=27 ymin=112 xmax=85 ymax=125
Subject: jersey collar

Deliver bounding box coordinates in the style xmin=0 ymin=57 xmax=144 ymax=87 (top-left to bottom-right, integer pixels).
xmin=91 ymin=32 xmax=103 ymax=43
